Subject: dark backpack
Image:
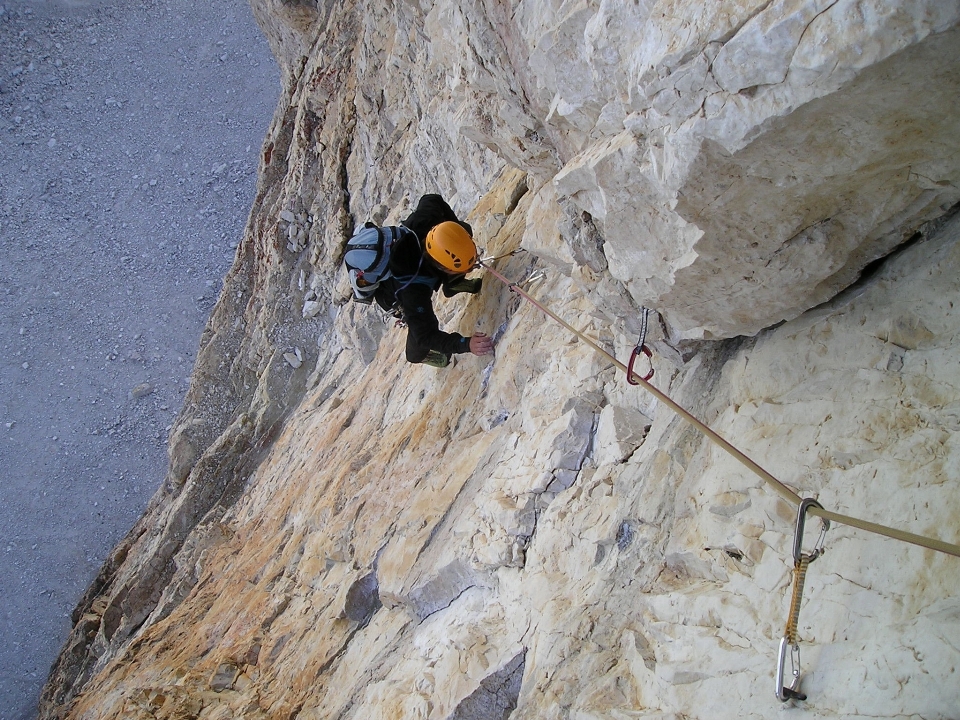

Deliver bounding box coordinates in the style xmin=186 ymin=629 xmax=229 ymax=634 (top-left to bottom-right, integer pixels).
xmin=344 ymin=223 xmax=427 ymax=306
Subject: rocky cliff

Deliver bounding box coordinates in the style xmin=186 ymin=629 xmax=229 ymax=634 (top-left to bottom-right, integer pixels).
xmin=40 ymin=1 xmax=960 ymax=718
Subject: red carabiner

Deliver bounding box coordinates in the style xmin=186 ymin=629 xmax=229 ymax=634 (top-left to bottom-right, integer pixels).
xmin=627 ymin=344 xmax=654 ymax=385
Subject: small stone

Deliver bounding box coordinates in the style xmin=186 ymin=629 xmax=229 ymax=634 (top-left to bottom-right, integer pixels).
xmin=302 ymin=300 xmax=323 ymax=318
xmin=21 ymin=362 xmax=29 ymax=370
xmin=594 ymin=405 xmax=652 ymax=465
xmin=279 ymin=209 xmax=296 ymax=223
xmin=878 ymin=315 xmax=935 ymax=350
xmin=708 ymin=491 xmax=752 ymax=517
xmin=283 ymin=348 xmax=303 ymax=369
xmin=234 ymin=672 xmax=253 ymax=692
xmin=344 ymin=572 xmax=381 ymax=623
xmin=210 ymin=662 xmax=239 ymax=692
xmin=130 ymin=382 xmax=154 ymax=400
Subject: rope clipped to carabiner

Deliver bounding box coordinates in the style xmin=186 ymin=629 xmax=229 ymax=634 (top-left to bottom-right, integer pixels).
xmin=776 ymin=498 xmax=829 ymax=702
xmin=627 ymin=307 xmax=654 ymax=384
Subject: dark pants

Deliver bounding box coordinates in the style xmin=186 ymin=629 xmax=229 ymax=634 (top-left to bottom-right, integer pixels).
xmin=405 ymin=329 xmax=432 ymax=364
xmin=402 ymin=277 xmax=481 ymax=363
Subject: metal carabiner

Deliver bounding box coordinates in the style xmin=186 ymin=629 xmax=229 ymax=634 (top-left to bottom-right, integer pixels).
xmin=627 ymin=307 xmax=654 ymax=385
xmin=627 ymin=344 xmax=653 ymax=384
xmin=794 ymin=498 xmax=829 ymax=564
xmin=776 ymin=637 xmax=807 ymax=702
xmin=478 ymin=248 xmax=526 ymax=264
xmin=521 ymin=269 xmax=546 ymax=287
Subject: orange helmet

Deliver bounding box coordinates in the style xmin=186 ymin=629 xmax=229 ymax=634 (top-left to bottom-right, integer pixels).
xmin=425 ymin=221 xmax=477 ymax=273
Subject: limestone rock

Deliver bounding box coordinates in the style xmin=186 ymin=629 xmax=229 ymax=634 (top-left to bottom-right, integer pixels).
xmin=38 ymin=2 xmax=960 ymax=720
xmin=877 ymin=314 xmax=935 ymax=350
xmin=302 ymin=299 xmax=323 ymax=318
xmin=282 ymin=347 xmax=303 ymax=369
xmin=343 ymin=571 xmax=381 ymax=624
xmin=595 ymin=404 xmax=652 ymax=466
xmin=209 ymin=663 xmax=240 ymax=692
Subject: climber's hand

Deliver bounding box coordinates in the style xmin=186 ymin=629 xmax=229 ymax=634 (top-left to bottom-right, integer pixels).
xmin=469 ymin=333 xmax=494 ymax=356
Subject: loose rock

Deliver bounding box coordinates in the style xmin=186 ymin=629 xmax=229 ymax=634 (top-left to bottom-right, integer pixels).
xmin=129 ymin=383 xmax=154 ymax=400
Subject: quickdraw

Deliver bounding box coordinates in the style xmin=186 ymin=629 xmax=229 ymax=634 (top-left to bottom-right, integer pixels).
xmin=776 ymin=498 xmax=829 ymax=702
xmin=627 ymin=307 xmax=654 ymax=384
xmin=478 ymin=248 xmax=527 ymax=265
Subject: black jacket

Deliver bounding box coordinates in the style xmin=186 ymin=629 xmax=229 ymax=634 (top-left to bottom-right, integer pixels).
xmin=384 ymin=194 xmax=474 ymax=356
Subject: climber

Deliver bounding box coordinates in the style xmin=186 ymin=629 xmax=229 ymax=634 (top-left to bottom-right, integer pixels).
xmin=350 ymin=194 xmax=495 ymax=368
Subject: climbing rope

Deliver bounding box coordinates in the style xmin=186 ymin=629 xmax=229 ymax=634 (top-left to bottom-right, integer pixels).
xmin=477 ymin=258 xmax=960 ymax=560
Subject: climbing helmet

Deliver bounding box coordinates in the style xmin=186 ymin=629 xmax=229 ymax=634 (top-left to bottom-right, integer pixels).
xmin=424 ymin=221 xmax=477 ymax=273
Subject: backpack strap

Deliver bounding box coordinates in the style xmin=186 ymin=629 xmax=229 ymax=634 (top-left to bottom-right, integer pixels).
xmin=392 ymin=226 xmax=440 ymax=294
xmin=394 ymin=251 xmax=426 ymax=293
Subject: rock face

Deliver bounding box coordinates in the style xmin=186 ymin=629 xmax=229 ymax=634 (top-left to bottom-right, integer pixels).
xmin=40 ymin=1 xmax=960 ymax=719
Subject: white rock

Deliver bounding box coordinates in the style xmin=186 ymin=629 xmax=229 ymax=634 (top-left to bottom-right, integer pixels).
xmin=302 ymin=300 xmax=323 ymax=318
xmin=594 ymin=405 xmax=652 ymax=465
xmin=283 ymin=347 xmax=303 ymax=369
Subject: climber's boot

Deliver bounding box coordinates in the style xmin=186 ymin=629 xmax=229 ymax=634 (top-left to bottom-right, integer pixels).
xmin=421 ymin=350 xmax=451 ymax=368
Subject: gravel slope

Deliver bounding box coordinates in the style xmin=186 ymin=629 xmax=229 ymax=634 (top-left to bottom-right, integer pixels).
xmin=0 ymin=2 xmax=278 ymax=718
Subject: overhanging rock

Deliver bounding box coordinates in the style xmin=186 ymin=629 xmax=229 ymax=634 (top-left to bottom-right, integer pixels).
xmin=554 ymin=10 xmax=960 ymax=339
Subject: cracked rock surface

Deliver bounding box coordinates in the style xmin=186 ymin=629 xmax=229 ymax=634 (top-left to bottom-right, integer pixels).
xmin=0 ymin=0 xmax=278 ymax=718
xmin=34 ymin=1 xmax=960 ymax=719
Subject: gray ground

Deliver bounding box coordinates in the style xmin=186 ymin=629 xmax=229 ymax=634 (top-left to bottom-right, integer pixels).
xmin=0 ymin=1 xmax=279 ymax=717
